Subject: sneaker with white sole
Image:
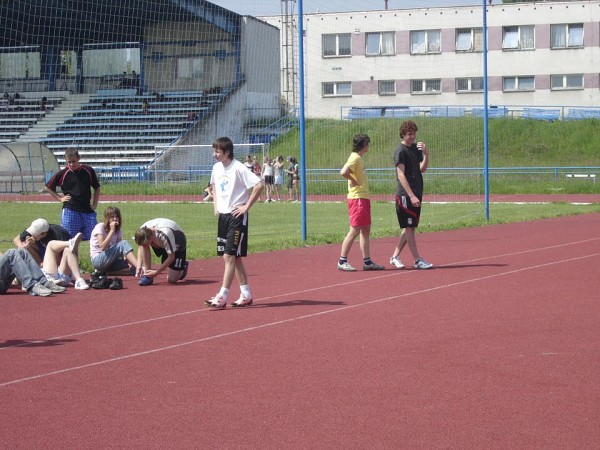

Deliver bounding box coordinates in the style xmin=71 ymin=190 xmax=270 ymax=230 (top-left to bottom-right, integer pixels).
xmin=43 ymin=278 xmax=67 ymax=293
xmin=29 ymin=283 xmax=53 ymax=297
xmin=231 ymin=295 xmax=253 ymax=308
xmin=390 ymin=256 xmax=405 ymax=269
xmin=337 ymin=262 xmax=357 ymax=272
xmin=204 ymin=295 xmax=227 ymax=309
xmin=413 ymin=258 xmax=433 ymax=270
xmin=69 ymin=232 xmax=83 ymax=255
xmin=363 ymin=262 xmax=385 ymax=271
xmin=75 ymin=278 xmax=90 ymax=290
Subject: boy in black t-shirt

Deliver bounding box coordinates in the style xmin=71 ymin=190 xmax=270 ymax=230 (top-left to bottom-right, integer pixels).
xmin=45 ymin=148 xmax=100 ymax=240
xmin=390 ymin=120 xmax=433 ymax=270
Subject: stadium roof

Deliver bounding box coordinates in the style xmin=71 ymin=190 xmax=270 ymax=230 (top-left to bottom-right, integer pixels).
xmin=0 ymin=0 xmax=241 ymax=48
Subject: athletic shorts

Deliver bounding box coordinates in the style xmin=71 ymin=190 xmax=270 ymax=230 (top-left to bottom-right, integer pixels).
xmin=347 ymin=198 xmax=371 ymax=227
xmin=152 ymin=230 xmax=187 ymax=271
xmin=395 ymin=194 xmax=421 ymax=228
xmin=264 ymin=175 xmax=274 ymax=185
xmin=217 ymin=213 xmax=248 ymax=257
xmin=61 ymin=208 xmax=98 ymax=240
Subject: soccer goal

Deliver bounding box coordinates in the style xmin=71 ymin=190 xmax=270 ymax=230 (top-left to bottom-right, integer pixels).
xmin=151 ymin=143 xmax=266 ymax=184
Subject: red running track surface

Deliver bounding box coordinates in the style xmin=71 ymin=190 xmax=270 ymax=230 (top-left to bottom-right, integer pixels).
xmin=1 ymin=213 xmax=599 ymax=449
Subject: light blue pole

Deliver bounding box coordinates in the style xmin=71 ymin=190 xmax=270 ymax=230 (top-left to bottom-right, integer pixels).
xmin=298 ymin=0 xmax=307 ymax=240
xmin=483 ymin=0 xmax=490 ymax=220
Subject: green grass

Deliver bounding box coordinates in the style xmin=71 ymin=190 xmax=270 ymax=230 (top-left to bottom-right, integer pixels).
xmin=2 ymin=117 xmax=598 ymax=272
xmin=1 ymin=200 xmax=598 ymax=274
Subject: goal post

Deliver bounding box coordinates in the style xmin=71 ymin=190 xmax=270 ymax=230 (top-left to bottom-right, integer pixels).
xmin=151 ymin=143 xmax=266 ymax=185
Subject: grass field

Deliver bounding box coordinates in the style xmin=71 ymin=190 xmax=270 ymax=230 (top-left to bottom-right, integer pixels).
xmin=1 ymin=199 xmax=598 ymax=274
xmin=2 ymin=117 xmax=598 ymax=272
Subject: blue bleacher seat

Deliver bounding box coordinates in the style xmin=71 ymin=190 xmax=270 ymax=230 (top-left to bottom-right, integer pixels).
xmin=347 ymin=108 xmax=383 ymax=120
xmin=429 ymin=107 xmax=466 ymax=117
xmin=471 ymin=107 xmax=507 ymax=118
xmin=566 ymin=108 xmax=600 ymax=120
xmin=521 ymin=108 xmax=560 ymax=122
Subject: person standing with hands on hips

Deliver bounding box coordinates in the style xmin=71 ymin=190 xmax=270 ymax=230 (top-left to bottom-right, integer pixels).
xmin=45 ymin=148 xmax=100 ymax=240
xmin=337 ymin=133 xmax=384 ymax=272
xmin=205 ymin=136 xmax=264 ymax=309
xmin=390 ymin=120 xmax=433 ymax=270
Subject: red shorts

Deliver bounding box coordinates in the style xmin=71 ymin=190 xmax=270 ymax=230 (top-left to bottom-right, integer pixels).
xmin=347 ymin=198 xmax=371 ymax=227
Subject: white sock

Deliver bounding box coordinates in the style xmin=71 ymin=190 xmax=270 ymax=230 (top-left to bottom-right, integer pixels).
xmin=219 ymin=287 xmax=230 ymax=300
xmin=240 ymin=285 xmax=251 ymax=299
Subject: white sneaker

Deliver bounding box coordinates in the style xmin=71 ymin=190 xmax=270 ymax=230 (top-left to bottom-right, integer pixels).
xmin=337 ymin=262 xmax=357 ymax=272
xmin=75 ymin=278 xmax=90 ymax=290
xmin=43 ymin=278 xmax=67 ymax=293
xmin=204 ymin=295 xmax=227 ymax=309
xmin=413 ymin=258 xmax=433 ymax=270
xmin=390 ymin=256 xmax=405 ymax=269
xmin=69 ymin=232 xmax=83 ymax=255
xmin=29 ymin=283 xmax=53 ymax=297
xmin=231 ymin=294 xmax=253 ymax=307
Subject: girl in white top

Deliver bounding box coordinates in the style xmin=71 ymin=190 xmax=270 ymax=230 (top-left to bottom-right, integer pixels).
xmin=262 ymin=156 xmax=274 ymax=202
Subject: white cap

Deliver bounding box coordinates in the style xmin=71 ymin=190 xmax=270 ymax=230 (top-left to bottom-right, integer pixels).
xmin=26 ymin=218 xmax=50 ymax=236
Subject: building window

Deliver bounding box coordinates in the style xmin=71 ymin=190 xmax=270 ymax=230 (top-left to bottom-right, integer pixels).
xmin=322 ymin=33 xmax=351 ymax=57
xmin=456 ymin=28 xmax=483 ymax=52
xmin=378 ymin=80 xmax=396 ymax=95
xmin=456 ymin=77 xmax=484 ymax=92
xmin=551 ymin=24 xmax=584 ymax=49
xmin=410 ymin=30 xmax=441 ymax=54
xmin=411 ymin=79 xmax=441 ymax=94
xmin=365 ymin=32 xmax=395 ymax=56
xmin=322 ymin=81 xmax=352 ymax=97
xmin=502 ymin=25 xmax=535 ymax=50
xmin=551 ymin=74 xmax=584 ymax=90
xmin=503 ymin=76 xmax=535 ymax=92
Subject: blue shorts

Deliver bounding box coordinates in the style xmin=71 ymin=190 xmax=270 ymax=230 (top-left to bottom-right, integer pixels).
xmin=61 ymin=208 xmax=98 ymax=240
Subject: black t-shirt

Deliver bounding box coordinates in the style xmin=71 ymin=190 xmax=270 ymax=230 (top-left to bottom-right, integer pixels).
xmin=19 ymin=224 xmax=71 ymax=245
xmin=393 ymin=143 xmax=424 ymax=198
xmin=46 ymin=165 xmax=100 ymax=213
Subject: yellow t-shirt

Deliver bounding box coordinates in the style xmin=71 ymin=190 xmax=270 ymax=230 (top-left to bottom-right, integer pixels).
xmin=345 ymin=152 xmax=369 ymax=199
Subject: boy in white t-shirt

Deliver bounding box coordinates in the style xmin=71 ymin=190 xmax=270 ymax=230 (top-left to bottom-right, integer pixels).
xmin=204 ymin=137 xmax=264 ymax=309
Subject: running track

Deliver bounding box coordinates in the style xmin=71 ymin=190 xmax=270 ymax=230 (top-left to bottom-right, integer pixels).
xmin=1 ymin=213 xmax=599 ymax=449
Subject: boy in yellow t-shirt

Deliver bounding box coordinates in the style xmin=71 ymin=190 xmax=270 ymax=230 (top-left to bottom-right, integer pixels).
xmin=337 ymin=133 xmax=384 ymax=272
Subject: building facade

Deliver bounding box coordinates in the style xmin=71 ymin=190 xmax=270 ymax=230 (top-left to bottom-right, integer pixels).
xmin=260 ymin=1 xmax=600 ymax=118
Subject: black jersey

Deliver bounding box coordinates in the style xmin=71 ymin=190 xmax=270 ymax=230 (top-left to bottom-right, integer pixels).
xmin=393 ymin=143 xmax=424 ymax=198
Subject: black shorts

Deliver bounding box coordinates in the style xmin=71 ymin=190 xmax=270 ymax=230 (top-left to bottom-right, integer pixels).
xmin=152 ymin=230 xmax=187 ymax=270
xmin=217 ymin=213 xmax=248 ymax=257
xmin=264 ymin=175 xmax=274 ymax=185
xmin=395 ymin=194 xmax=421 ymax=228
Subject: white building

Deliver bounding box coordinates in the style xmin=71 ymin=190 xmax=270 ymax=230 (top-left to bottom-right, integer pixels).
xmin=260 ymin=1 xmax=600 ymax=119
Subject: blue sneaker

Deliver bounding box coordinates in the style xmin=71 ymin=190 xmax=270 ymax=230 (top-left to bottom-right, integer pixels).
xmin=139 ymin=275 xmax=154 ymax=286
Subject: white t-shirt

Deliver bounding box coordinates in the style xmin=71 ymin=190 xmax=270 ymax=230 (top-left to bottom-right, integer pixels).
xmin=141 ymin=218 xmax=183 ymax=253
xmin=211 ymin=159 xmax=261 ymax=214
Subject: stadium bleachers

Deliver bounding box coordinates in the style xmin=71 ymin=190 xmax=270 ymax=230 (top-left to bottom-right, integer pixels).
xmin=44 ymin=88 xmax=227 ymax=171
xmin=0 ymin=93 xmax=63 ymax=142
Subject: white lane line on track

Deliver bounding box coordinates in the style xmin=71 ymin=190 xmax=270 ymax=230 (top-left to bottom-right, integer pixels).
xmin=1 ymin=251 xmax=598 ymax=388
xmin=1 ymin=237 xmax=598 ymax=351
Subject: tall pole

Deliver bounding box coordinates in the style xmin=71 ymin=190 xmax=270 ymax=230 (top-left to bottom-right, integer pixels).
xmin=298 ymin=0 xmax=307 ymax=240
xmin=482 ymin=0 xmax=490 ymax=220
